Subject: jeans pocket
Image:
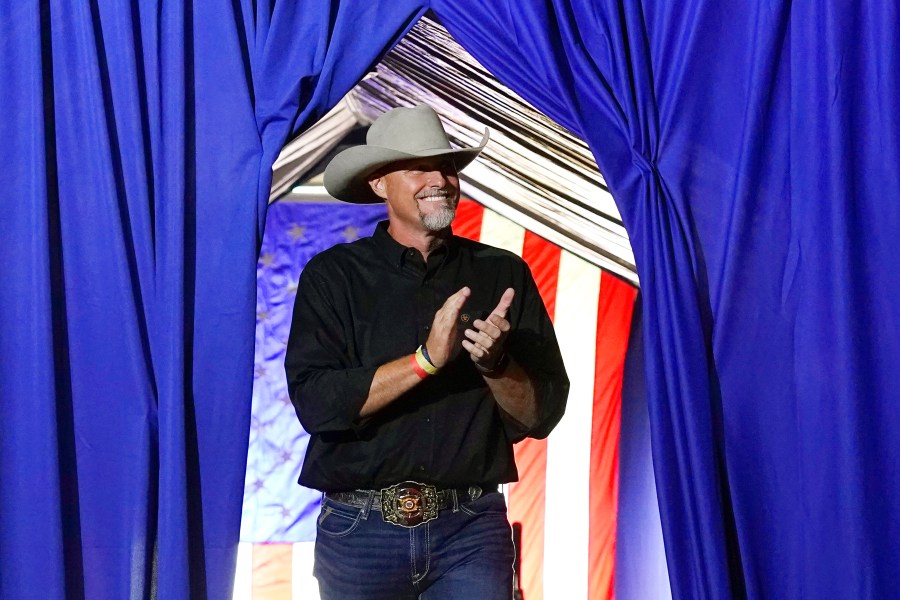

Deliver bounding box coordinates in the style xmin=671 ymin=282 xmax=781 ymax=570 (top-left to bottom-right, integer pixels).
xmin=459 ymin=492 xmax=507 ymax=517
xmin=317 ymin=501 xmax=364 ymax=538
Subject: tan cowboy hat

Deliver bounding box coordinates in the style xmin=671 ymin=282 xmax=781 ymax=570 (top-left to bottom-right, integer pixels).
xmin=323 ymin=104 xmax=489 ymax=204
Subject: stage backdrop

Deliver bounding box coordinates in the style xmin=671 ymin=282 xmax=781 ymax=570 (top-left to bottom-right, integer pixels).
xmin=233 ymin=198 xmax=637 ymax=600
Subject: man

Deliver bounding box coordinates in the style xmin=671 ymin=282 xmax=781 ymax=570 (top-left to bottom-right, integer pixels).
xmin=285 ymin=104 xmax=569 ymax=599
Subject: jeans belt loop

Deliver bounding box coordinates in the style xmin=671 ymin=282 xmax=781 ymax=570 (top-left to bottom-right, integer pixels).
xmin=450 ymin=488 xmax=459 ymax=513
xmin=362 ymin=490 xmax=375 ymax=519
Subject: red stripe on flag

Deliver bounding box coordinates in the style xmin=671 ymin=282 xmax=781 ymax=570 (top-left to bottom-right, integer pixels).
xmin=508 ymin=231 xmax=562 ymax=600
xmin=452 ymin=198 xmax=484 ymax=241
xmin=588 ymin=272 xmax=637 ymax=599
xmin=522 ymin=231 xmax=560 ymax=320
xmin=251 ymin=543 xmax=293 ymax=599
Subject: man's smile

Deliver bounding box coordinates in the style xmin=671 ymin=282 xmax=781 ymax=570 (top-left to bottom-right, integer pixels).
xmin=416 ymin=191 xmax=452 ymax=202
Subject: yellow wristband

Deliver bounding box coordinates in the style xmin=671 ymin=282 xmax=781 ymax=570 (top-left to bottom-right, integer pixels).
xmin=415 ymin=345 xmax=440 ymax=375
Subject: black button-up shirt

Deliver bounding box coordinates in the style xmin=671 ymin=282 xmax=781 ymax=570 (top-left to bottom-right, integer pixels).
xmin=285 ymin=221 xmax=568 ymax=492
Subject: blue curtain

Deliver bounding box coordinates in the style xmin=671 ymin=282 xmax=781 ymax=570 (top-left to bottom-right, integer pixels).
xmin=0 ymin=1 xmax=424 ymax=597
xmin=432 ymin=0 xmax=900 ymax=598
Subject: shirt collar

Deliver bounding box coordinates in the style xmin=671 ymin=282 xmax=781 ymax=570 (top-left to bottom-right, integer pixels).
xmin=372 ymin=221 xmax=409 ymax=268
xmin=371 ymin=220 xmax=458 ymax=269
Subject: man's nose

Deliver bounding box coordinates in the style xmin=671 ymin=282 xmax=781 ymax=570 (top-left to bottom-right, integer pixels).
xmin=424 ymin=169 xmax=448 ymax=187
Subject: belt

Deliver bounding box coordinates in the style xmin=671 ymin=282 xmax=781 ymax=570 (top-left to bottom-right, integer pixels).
xmin=325 ymin=481 xmax=498 ymax=528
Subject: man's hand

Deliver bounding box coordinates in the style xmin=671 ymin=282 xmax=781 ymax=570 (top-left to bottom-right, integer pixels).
xmin=462 ymin=288 xmax=514 ymax=371
xmin=424 ymin=286 xmax=471 ymax=367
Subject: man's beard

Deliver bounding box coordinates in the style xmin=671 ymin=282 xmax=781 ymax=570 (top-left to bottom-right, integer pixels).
xmin=416 ymin=189 xmax=458 ymax=231
xmin=419 ymin=203 xmax=456 ymax=231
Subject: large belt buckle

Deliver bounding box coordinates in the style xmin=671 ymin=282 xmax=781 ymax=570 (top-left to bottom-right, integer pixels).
xmin=380 ymin=481 xmax=439 ymax=528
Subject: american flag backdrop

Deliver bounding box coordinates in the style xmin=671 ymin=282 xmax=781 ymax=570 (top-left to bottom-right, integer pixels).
xmin=235 ymin=199 xmax=637 ymax=599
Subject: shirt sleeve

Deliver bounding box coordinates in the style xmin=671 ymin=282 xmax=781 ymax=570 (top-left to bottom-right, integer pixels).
xmin=284 ymin=263 xmax=377 ymax=435
xmin=501 ymin=263 xmax=570 ymax=441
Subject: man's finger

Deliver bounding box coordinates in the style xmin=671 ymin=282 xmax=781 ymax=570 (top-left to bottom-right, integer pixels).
xmin=490 ymin=288 xmax=515 ymax=319
xmin=440 ymin=286 xmax=470 ymax=319
xmin=472 ymin=318 xmax=505 ymax=340
xmin=477 ymin=316 xmax=510 ymax=332
xmin=464 ymin=328 xmax=494 ymax=349
xmin=461 ymin=339 xmax=485 ymax=359
xmin=445 ymin=286 xmax=471 ymax=309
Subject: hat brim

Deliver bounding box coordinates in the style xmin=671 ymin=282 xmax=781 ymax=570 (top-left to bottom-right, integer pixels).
xmin=323 ymin=129 xmax=489 ymax=204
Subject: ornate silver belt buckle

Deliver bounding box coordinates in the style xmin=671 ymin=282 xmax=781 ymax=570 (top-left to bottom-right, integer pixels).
xmin=380 ymin=481 xmax=439 ymax=528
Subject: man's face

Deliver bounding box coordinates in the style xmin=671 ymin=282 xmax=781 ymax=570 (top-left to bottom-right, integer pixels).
xmin=369 ymin=157 xmax=460 ymax=233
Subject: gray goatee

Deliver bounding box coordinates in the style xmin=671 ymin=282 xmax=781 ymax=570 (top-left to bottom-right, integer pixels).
xmin=417 ymin=190 xmax=457 ymax=231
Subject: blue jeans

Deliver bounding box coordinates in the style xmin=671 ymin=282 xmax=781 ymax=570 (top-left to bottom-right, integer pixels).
xmin=313 ymin=491 xmax=515 ymax=599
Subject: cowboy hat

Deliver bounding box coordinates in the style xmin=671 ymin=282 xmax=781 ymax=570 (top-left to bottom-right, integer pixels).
xmin=323 ymin=104 xmax=489 ymax=204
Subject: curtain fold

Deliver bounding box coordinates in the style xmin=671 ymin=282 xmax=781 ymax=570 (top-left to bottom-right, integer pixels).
xmin=432 ymin=2 xmax=737 ymax=596
xmin=434 ymin=0 xmax=900 ymax=598
xmin=0 ymin=1 xmax=425 ymax=597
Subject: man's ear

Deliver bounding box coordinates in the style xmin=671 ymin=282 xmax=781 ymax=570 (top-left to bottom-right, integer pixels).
xmin=368 ymin=174 xmax=388 ymax=200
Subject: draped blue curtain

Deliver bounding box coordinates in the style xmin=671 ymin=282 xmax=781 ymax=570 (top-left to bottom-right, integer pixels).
xmin=432 ymin=0 xmax=900 ymax=598
xmin=0 ymin=1 xmax=424 ymax=597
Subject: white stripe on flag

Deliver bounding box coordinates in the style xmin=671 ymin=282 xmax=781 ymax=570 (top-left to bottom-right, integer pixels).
xmin=478 ymin=209 xmax=526 ymax=256
xmin=543 ymin=251 xmax=601 ymax=599
xmin=232 ymin=542 xmax=253 ymax=600
xmin=292 ymin=541 xmax=320 ymax=599
xmin=473 ymin=208 xmax=526 ymax=573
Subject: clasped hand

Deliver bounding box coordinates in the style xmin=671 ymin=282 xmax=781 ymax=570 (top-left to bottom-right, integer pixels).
xmin=424 ymin=287 xmax=514 ymax=371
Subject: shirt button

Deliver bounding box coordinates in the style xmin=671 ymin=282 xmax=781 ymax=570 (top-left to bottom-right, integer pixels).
xmin=419 ymin=466 xmax=426 ymax=471
xmin=424 ymin=325 xmax=430 ymax=331
xmin=425 ymin=417 xmax=431 ymax=423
